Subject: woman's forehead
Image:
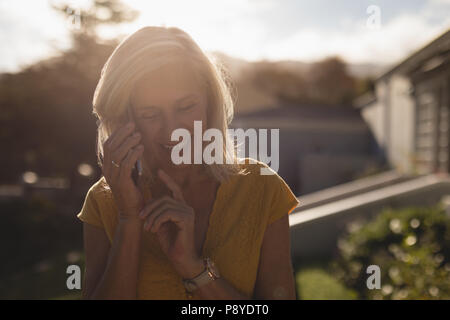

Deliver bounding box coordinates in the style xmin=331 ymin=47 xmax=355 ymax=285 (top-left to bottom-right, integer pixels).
xmin=135 ymin=93 xmax=201 ymax=111
xmin=131 ymin=67 xmax=206 ymax=110
xmin=138 ymin=60 xmax=202 ymax=86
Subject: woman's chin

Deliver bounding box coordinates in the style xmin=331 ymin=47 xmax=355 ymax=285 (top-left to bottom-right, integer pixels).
xmin=166 ymin=161 xmax=193 ymax=170
xmin=143 ymin=152 xmax=202 ymax=175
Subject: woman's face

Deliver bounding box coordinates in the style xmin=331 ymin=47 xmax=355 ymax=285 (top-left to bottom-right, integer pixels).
xmin=130 ymin=61 xmax=209 ymax=174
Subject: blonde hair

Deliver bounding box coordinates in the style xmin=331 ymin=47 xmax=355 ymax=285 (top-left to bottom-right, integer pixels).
xmin=92 ymin=26 xmax=244 ymax=183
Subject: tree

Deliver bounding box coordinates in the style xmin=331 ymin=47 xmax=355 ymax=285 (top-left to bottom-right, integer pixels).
xmin=0 ymin=0 xmax=138 ymax=184
xmin=308 ymin=56 xmax=356 ymax=105
xmin=51 ymin=0 xmax=138 ymax=38
xmin=250 ymin=62 xmax=309 ymax=105
xmin=250 ymin=57 xmax=357 ymax=106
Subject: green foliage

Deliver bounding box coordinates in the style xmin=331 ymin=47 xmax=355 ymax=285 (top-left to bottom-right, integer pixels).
xmin=0 ymin=252 xmax=84 ymax=300
xmin=0 ymin=0 xmax=139 ymax=183
xmin=332 ymin=205 xmax=450 ymax=299
xmin=0 ymin=33 xmax=114 ymax=182
xmin=0 ymin=0 xmax=134 ymax=300
xmin=296 ymin=267 xmax=357 ymax=300
xmin=52 ymin=0 xmax=139 ymax=37
xmin=354 ymin=77 xmax=375 ymax=96
xmin=0 ymin=196 xmax=83 ymax=299
xmin=250 ymin=56 xmax=357 ymax=106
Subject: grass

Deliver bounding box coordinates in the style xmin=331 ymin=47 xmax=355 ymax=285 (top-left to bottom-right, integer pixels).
xmin=1 ymin=251 xmax=357 ymax=300
xmin=0 ymin=252 xmax=83 ymax=300
xmin=295 ymin=266 xmax=358 ymax=300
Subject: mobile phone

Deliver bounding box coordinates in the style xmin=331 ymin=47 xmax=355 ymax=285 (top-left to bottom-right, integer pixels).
xmin=127 ymin=106 xmax=143 ymax=184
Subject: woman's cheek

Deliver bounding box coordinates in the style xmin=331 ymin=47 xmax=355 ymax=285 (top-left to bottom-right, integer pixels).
xmin=142 ymin=142 xmax=162 ymax=172
xmin=137 ymin=134 xmax=156 ymax=158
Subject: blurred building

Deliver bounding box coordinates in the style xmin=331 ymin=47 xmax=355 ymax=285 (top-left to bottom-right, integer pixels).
xmin=355 ymin=29 xmax=450 ymax=175
xmin=231 ymin=104 xmax=383 ymax=195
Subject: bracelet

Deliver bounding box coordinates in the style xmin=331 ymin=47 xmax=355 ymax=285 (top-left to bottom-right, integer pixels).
xmin=182 ymin=257 xmax=221 ymax=296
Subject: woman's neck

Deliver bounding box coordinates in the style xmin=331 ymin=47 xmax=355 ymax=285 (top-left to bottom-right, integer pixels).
xmin=166 ymin=164 xmax=209 ymax=188
xmin=144 ymin=159 xmax=211 ymax=192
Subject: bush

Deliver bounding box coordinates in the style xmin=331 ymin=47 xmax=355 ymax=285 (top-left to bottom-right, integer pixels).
xmin=331 ymin=205 xmax=450 ymax=299
xmin=0 ymin=195 xmax=83 ymax=299
xmin=0 ymin=195 xmax=82 ymax=276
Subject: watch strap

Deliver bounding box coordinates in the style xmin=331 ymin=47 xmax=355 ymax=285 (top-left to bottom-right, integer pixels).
xmin=183 ymin=258 xmax=219 ymax=294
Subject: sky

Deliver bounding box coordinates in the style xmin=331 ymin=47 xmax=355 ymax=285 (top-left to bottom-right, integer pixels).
xmin=1 ymin=0 xmax=450 ymax=73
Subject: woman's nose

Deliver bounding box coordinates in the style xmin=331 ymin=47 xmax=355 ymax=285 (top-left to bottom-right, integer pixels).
xmin=161 ymin=114 xmax=182 ymax=141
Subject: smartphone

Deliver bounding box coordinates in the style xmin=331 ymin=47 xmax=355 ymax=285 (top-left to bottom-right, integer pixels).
xmin=127 ymin=106 xmax=143 ymax=185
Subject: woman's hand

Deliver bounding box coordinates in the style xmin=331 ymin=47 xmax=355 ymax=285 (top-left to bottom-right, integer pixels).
xmin=102 ymin=121 xmax=145 ymax=219
xmin=138 ymin=169 xmax=202 ymax=278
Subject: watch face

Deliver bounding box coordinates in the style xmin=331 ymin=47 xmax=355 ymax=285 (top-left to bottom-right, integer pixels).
xmin=207 ymin=259 xmax=220 ymax=278
xmin=184 ymin=279 xmax=197 ymax=292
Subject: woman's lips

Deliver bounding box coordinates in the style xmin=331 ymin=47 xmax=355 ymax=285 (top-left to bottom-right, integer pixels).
xmin=161 ymin=144 xmax=175 ymax=150
xmin=157 ymin=141 xmax=197 ymax=163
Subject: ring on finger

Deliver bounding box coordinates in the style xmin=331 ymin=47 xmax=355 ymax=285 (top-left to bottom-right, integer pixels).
xmin=111 ymin=160 xmax=121 ymax=168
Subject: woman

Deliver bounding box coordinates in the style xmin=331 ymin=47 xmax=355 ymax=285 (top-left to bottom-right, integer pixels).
xmin=77 ymin=26 xmax=300 ymax=300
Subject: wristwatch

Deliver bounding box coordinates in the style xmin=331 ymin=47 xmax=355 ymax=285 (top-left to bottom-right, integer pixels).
xmin=183 ymin=257 xmax=220 ymax=294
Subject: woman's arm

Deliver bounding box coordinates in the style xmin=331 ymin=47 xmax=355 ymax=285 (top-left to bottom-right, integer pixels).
xmin=82 ymin=216 xmax=143 ymax=300
xmin=187 ymin=259 xmax=250 ymax=299
xmin=187 ymin=214 xmax=295 ymax=300
xmin=252 ymin=214 xmax=297 ymax=299
xmin=82 ymin=120 xmax=147 ymax=299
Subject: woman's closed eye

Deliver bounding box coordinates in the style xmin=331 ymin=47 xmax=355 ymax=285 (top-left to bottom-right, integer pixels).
xmin=178 ymin=104 xmax=196 ymax=112
xmin=143 ymin=112 xmax=160 ymax=120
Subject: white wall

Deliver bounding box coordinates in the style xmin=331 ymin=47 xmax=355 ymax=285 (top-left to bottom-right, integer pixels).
xmin=360 ymin=75 xmax=416 ymax=174
xmin=387 ymin=75 xmax=415 ymax=173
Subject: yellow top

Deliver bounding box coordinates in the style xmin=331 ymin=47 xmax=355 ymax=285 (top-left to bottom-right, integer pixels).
xmin=77 ymin=159 xmax=300 ymax=299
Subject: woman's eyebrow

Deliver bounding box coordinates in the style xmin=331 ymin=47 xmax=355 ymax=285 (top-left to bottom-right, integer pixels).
xmin=139 ymin=94 xmax=198 ymax=110
xmin=140 ymin=105 xmax=159 ymax=111
xmin=175 ymin=93 xmax=198 ymax=104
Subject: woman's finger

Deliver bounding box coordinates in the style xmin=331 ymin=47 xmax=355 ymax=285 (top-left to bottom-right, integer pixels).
xmin=103 ymin=123 xmax=125 ymax=150
xmin=139 ymin=196 xmax=179 ymax=219
xmin=109 ymin=122 xmax=135 ymax=151
xmin=157 ymin=169 xmax=185 ymax=203
xmin=150 ymin=209 xmax=190 ymax=233
xmin=143 ymin=202 xmax=185 ymax=231
xmin=111 ymin=132 xmax=142 ymax=165
xmin=142 ymin=198 xmax=189 ymax=230
xmin=103 ymin=122 xmax=134 ymax=177
xmin=119 ymin=144 xmax=144 ymax=180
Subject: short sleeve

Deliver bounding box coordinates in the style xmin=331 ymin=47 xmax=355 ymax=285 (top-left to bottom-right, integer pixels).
xmin=264 ymin=170 xmax=300 ymax=225
xmin=77 ymin=186 xmax=104 ymax=228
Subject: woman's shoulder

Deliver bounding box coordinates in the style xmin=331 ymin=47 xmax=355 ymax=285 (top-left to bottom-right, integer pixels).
xmin=242 ymin=158 xmax=299 ymax=217
xmin=236 ymin=158 xmax=282 ymax=182
xmin=226 ymin=158 xmax=299 ymax=223
xmin=85 ymin=176 xmax=114 ymax=203
xmin=238 ymin=157 xmax=298 ymax=201
xmin=77 ymin=176 xmax=117 ymax=230
xmin=224 ymin=157 xmax=287 ymax=193
xmin=237 ymin=157 xmax=273 ymax=176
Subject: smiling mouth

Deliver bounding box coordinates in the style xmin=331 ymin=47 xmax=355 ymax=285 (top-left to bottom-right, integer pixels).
xmin=160 ymin=143 xmax=176 ymax=151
